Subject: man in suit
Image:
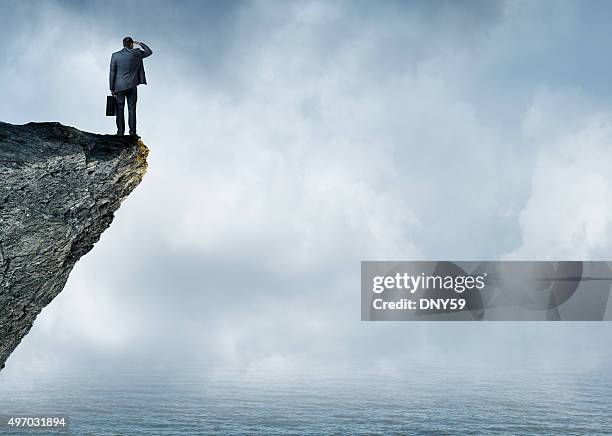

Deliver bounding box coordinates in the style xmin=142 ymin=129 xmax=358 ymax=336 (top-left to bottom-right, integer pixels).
xmin=109 ymin=37 xmax=153 ymax=136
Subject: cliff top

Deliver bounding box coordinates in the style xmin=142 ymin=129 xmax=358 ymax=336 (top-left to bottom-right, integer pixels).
xmin=0 ymin=121 xmax=148 ymax=370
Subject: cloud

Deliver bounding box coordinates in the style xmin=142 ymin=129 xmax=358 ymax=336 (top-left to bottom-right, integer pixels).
xmin=2 ymin=0 xmax=612 ymax=378
xmin=506 ymin=90 xmax=612 ymax=260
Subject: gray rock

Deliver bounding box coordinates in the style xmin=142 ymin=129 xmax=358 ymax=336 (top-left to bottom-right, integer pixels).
xmin=0 ymin=122 xmax=148 ymax=370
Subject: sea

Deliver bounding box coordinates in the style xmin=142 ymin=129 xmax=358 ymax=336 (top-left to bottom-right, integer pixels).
xmin=0 ymin=364 xmax=610 ymax=435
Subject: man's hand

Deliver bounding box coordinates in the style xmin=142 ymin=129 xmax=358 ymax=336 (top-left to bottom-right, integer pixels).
xmin=132 ymin=40 xmax=141 ymax=45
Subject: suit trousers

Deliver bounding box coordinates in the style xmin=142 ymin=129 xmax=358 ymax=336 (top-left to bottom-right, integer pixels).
xmin=115 ymin=87 xmax=138 ymax=135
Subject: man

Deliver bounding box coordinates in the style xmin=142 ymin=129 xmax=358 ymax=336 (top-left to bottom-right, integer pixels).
xmin=109 ymin=37 xmax=153 ymax=136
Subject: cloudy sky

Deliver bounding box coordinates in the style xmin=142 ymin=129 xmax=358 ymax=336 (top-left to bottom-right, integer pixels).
xmin=1 ymin=0 xmax=612 ymax=379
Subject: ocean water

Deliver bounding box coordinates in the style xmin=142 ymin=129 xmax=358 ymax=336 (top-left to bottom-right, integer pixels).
xmin=0 ymin=365 xmax=611 ymax=435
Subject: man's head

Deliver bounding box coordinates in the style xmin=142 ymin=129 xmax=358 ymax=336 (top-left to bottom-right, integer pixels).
xmin=123 ymin=36 xmax=134 ymax=49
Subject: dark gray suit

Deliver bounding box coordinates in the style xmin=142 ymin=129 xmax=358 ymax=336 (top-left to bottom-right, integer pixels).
xmin=109 ymin=43 xmax=153 ymax=135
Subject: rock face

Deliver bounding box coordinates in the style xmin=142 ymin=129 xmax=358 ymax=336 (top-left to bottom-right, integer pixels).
xmin=0 ymin=122 xmax=148 ymax=369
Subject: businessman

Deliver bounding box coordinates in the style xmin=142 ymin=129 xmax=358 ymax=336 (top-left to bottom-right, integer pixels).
xmin=109 ymin=37 xmax=153 ymax=136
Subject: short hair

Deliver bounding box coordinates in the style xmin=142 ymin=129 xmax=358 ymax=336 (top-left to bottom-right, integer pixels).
xmin=123 ymin=36 xmax=133 ymax=47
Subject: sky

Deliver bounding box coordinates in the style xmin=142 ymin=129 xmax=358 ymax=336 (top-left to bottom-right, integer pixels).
xmin=1 ymin=0 xmax=612 ymax=379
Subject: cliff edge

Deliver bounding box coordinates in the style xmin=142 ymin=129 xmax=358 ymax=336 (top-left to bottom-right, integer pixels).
xmin=0 ymin=122 xmax=148 ymax=369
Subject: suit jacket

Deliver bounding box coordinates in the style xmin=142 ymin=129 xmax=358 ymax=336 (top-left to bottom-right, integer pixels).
xmin=109 ymin=43 xmax=153 ymax=93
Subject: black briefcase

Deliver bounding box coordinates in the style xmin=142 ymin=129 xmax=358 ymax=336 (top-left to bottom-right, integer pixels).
xmin=106 ymin=95 xmax=116 ymax=116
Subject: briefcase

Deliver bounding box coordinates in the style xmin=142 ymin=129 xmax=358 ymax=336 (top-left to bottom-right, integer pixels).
xmin=106 ymin=95 xmax=116 ymax=116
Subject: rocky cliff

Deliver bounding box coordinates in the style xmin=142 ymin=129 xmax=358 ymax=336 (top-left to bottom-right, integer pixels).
xmin=0 ymin=122 xmax=148 ymax=369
